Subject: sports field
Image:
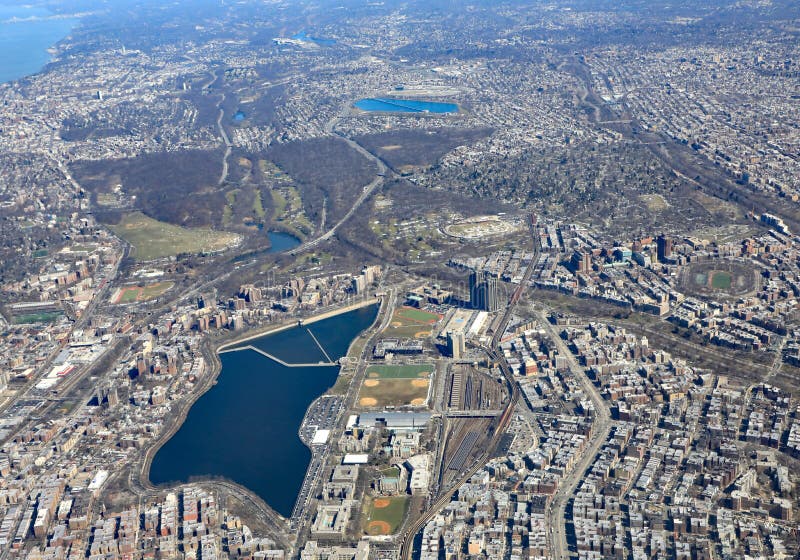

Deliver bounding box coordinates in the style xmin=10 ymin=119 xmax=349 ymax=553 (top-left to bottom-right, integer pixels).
xmin=364 ymin=496 xmax=408 ymax=536
xmin=681 ymin=261 xmax=756 ymax=298
xmin=384 ymin=306 xmax=442 ymax=339
xmin=710 ymin=271 xmax=732 ymax=290
xmin=113 ymin=281 xmax=174 ymax=304
xmin=111 ymin=212 xmax=240 ymax=261
xmin=358 ymin=364 xmax=432 ymax=408
xmin=12 ymin=311 xmax=64 ymax=325
xmin=367 ymin=364 xmax=432 ymax=379
xmin=693 ymin=270 xmax=733 ymax=290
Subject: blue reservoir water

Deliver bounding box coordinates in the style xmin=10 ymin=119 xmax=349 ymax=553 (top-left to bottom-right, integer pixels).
xmin=0 ymin=4 xmax=78 ymax=83
xmin=291 ymin=30 xmax=336 ymax=46
xmin=267 ymin=231 xmax=300 ymax=253
xmin=233 ymin=111 xmax=246 ymax=122
xmin=229 ymin=232 xmax=300 ymax=264
xmin=149 ymin=304 xmax=379 ymax=517
xmin=354 ymin=98 xmax=459 ymax=114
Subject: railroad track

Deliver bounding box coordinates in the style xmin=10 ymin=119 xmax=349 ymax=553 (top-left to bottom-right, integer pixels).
xmin=398 ymin=215 xmax=539 ymax=560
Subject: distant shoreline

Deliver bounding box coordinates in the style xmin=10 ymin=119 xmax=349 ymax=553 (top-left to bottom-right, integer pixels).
xmin=300 ymin=297 xmax=380 ymax=326
xmin=216 ymin=296 xmax=379 ymax=352
xmin=0 ymin=4 xmax=80 ymax=85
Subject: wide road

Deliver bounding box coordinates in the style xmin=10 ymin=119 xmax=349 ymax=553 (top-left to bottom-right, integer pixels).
xmin=290 ymin=288 xmax=395 ymax=549
xmin=0 ymin=167 xmax=124 ymax=423
xmin=216 ymin=93 xmax=233 ymax=185
xmin=293 ymin=107 xmax=390 ymax=254
xmin=537 ymin=311 xmax=612 ymax=560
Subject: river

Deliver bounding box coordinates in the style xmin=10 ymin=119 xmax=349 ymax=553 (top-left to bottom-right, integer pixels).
xmin=0 ymin=4 xmax=78 ymax=84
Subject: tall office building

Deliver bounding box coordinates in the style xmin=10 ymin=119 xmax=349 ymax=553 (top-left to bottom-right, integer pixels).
xmin=351 ymin=275 xmax=366 ymax=295
xmin=469 ymin=270 xmax=500 ymax=312
xmin=484 ymin=273 xmax=500 ymax=312
xmin=469 ymin=270 xmax=479 ymax=307
xmin=447 ymin=331 xmax=465 ymax=359
xmin=656 ymin=235 xmax=672 ymax=262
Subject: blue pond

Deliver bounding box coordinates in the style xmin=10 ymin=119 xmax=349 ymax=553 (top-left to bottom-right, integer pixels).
xmin=229 ymin=232 xmax=300 ymax=264
xmin=267 ymin=231 xmax=300 ymax=253
xmin=233 ymin=111 xmax=246 ymax=122
xmin=354 ymin=98 xmax=459 ymax=114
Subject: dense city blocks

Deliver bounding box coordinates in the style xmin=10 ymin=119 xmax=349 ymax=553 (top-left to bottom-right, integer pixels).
xmin=0 ymin=1 xmax=798 ymax=559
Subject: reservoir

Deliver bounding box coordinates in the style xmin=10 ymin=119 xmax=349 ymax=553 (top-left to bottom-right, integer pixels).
xmin=354 ymin=98 xmax=459 ymax=114
xmin=0 ymin=4 xmax=78 ymax=84
xmin=149 ymin=303 xmax=378 ymax=517
xmin=291 ymin=30 xmax=336 ymax=46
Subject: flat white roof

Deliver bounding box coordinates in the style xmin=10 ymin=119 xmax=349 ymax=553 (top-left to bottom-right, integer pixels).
xmin=312 ymin=429 xmax=330 ymax=445
xmin=88 ymin=469 xmax=109 ymax=490
xmin=343 ymin=454 xmax=369 ymax=464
